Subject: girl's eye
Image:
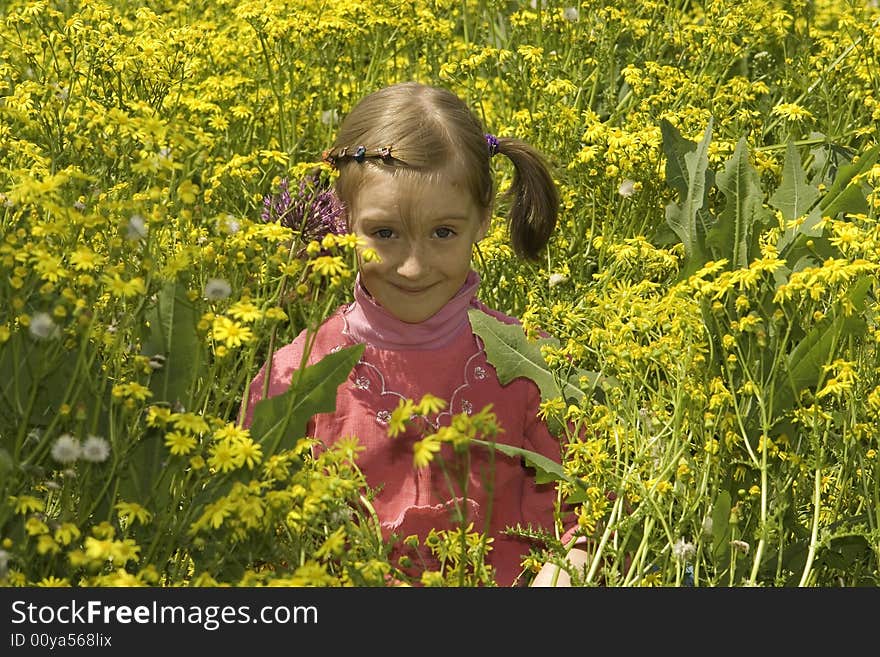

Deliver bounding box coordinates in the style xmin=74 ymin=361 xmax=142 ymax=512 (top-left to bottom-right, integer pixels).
xmin=434 ymin=227 xmax=455 ymax=238
xmin=373 ymin=228 xmax=394 ymax=239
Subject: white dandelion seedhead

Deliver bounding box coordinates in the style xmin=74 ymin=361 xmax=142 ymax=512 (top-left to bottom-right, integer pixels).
xmin=549 ymin=272 xmax=568 ymax=287
xmin=701 ymin=515 xmax=714 ymax=538
xmin=204 ymin=278 xmax=232 ymax=301
xmin=731 ymin=539 xmax=750 ymax=555
xmin=224 ymin=215 xmax=241 ymax=234
xmin=563 ymin=7 xmax=579 ymax=22
xmin=29 ymin=312 xmax=60 ymax=340
xmin=618 ymin=179 xmax=636 ymax=198
xmin=51 ymin=434 xmax=81 ymax=464
xmin=126 ymin=214 xmax=148 ymax=241
xmin=82 ymin=435 xmax=111 ymax=463
xmin=672 ymin=537 xmax=696 ymax=563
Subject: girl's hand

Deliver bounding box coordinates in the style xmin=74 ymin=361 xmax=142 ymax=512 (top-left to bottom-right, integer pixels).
xmin=530 ymin=548 xmax=590 ymax=587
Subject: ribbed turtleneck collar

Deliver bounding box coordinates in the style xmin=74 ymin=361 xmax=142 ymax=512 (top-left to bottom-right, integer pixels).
xmin=343 ymin=270 xmax=480 ymax=350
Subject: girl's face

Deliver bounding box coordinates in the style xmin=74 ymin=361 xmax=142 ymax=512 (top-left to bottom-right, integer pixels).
xmin=347 ymin=167 xmax=489 ymax=324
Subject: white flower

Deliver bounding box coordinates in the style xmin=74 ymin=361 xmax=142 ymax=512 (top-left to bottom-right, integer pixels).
xmin=81 ymin=435 xmax=110 ymax=463
xmin=204 ymin=278 xmax=232 ymax=301
xmin=563 ymin=7 xmax=579 ymax=21
xmin=126 ymin=214 xmax=148 ymax=240
xmin=224 ymin=215 xmax=240 ymax=234
xmin=549 ymin=272 xmax=568 ymax=287
xmin=701 ymin=515 xmax=714 ymax=538
xmin=618 ymin=179 xmax=636 ymax=198
xmin=51 ymin=434 xmax=81 ymax=464
xmin=29 ymin=312 xmax=60 ymax=340
xmin=672 ymin=537 xmax=696 ymax=563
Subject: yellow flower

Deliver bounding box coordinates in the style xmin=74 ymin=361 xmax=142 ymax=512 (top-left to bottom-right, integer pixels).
xmin=84 ymin=536 xmax=113 ymax=562
xmin=772 ymin=102 xmax=813 ymax=121
xmin=165 ymin=430 xmax=197 ymax=455
xmin=54 ymin=523 xmax=81 ymax=546
xmin=315 ymin=527 xmax=346 ymax=560
xmin=102 ymin=273 xmax=146 ymax=298
xmin=230 ymin=437 xmax=262 ymax=469
xmin=413 ymin=436 xmax=441 ymax=469
xmin=309 ymin=255 xmax=347 ymax=277
xmin=37 ymin=535 xmax=60 ymax=555
xmin=25 ymin=517 xmax=49 ymax=535
xmin=11 ymin=495 xmax=44 ymax=514
xmin=110 ymin=538 xmax=141 ymax=564
xmin=415 ymin=394 xmax=446 ymax=415
xmin=228 ymin=300 xmax=263 ymax=323
xmin=115 ymin=501 xmax=153 ymax=526
xmin=36 ymin=576 xmax=70 ymax=587
xmin=69 ymin=247 xmax=105 ymax=271
xmin=211 ymin=315 xmax=253 ymax=348
xmin=388 ymin=400 xmax=414 ymax=438
xmin=208 ymin=441 xmax=239 ymax=473
xmin=172 ymin=412 xmax=210 ymax=434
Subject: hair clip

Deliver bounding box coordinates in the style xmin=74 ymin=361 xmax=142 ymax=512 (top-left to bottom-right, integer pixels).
xmin=354 ymin=145 xmax=366 ymax=162
xmin=485 ymin=133 xmax=500 ymax=157
xmin=380 ymin=146 xmax=392 ymax=160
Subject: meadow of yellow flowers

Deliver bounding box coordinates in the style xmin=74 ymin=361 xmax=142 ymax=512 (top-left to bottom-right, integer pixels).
xmin=2 ymin=0 xmax=879 ymax=587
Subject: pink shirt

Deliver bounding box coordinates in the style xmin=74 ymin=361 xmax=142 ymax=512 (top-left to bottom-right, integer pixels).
xmin=242 ymin=271 xmax=568 ymax=586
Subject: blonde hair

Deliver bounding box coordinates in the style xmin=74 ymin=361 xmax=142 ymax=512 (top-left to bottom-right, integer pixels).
xmin=325 ymin=82 xmax=558 ymax=261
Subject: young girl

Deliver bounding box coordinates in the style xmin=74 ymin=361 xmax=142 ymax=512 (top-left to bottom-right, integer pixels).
xmin=242 ymin=81 xmax=580 ymax=586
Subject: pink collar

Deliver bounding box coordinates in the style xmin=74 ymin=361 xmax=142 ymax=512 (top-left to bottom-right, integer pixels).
xmin=343 ymin=270 xmax=480 ymax=350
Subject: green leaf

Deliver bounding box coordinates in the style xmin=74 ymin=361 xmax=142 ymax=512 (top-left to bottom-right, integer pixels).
xmin=661 ymin=118 xmax=715 ymax=277
xmin=818 ymin=143 xmax=880 ymax=214
xmin=142 ymin=282 xmax=203 ymax=408
xmin=115 ymin=426 xmax=174 ymax=512
xmin=773 ymin=276 xmax=871 ymax=414
xmin=471 ymin=438 xmax=568 ymax=485
xmin=770 ymin=141 xmax=821 ymax=253
xmin=709 ymin=136 xmax=770 ymax=269
xmin=249 ymin=343 xmax=365 ymax=458
xmin=711 ymin=490 xmax=732 ymax=562
xmin=468 ymin=309 xmax=578 ymax=402
xmin=471 ymin=438 xmax=588 ymax=503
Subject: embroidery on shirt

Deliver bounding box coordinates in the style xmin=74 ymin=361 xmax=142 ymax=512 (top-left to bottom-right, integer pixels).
xmin=341 ymin=309 xmax=492 ymax=430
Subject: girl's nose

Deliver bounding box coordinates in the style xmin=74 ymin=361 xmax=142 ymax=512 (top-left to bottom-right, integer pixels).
xmin=396 ymin=242 xmax=427 ymax=279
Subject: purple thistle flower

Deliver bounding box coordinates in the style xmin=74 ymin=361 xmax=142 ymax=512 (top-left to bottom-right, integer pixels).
xmin=261 ymin=173 xmax=346 ymax=244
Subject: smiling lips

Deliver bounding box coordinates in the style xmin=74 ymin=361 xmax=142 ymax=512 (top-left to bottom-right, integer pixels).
xmin=392 ymin=282 xmax=434 ymax=294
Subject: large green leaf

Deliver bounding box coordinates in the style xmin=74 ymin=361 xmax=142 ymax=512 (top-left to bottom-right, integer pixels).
xmin=711 ymin=490 xmax=732 ymax=562
xmin=249 ymin=342 xmax=365 ymax=457
xmin=661 ymin=118 xmax=715 ymax=277
xmin=709 ymin=136 xmax=770 ymax=269
xmin=770 ymin=141 xmax=821 ymax=253
xmin=773 ymin=276 xmax=872 ymax=415
xmin=142 ymin=281 xmax=203 ymax=409
xmin=818 ymin=143 xmax=880 ymax=215
xmin=467 ymin=309 xmax=581 ymax=403
xmin=471 ymin=438 xmax=588 ymax=503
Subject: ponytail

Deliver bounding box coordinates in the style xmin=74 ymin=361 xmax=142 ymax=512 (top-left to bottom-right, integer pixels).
xmin=495 ymin=137 xmax=559 ymax=261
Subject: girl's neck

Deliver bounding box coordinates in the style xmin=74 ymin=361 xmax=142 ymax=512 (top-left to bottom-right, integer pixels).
xmin=343 ymin=270 xmax=480 ymax=350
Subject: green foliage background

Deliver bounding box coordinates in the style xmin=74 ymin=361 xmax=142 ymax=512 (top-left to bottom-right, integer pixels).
xmin=1 ymin=0 xmax=879 ymax=586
